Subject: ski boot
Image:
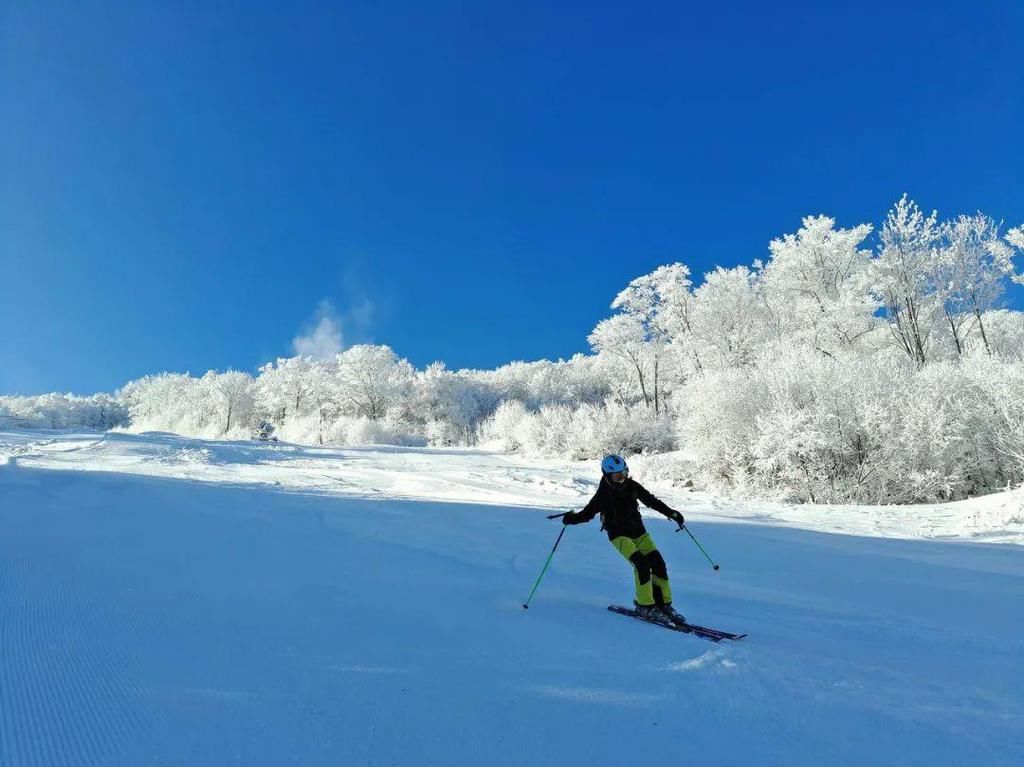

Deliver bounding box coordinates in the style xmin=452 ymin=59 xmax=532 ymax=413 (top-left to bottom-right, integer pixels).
xmin=658 ymin=603 xmax=687 ymax=627
xmin=634 ymin=602 xmax=671 ymax=624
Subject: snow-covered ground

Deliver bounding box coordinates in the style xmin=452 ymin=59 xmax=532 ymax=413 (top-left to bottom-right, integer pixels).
xmin=3 ymin=429 xmax=1023 ymax=544
xmin=1 ymin=430 xmax=1022 ymax=765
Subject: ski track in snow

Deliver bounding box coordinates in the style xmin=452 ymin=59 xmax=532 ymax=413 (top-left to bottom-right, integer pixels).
xmin=0 ymin=513 xmax=147 ymax=765
xmin=0 ymin=429 xmax=1023 ymax=765
xmin=524 ymin=685 xmax=665 ymax=706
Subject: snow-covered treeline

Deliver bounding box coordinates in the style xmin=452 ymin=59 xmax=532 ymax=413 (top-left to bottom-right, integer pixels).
xmin=574 ymin=199 xmax=1024 ymax=503
xmin=0 ymin=393 xmax=128 ymax=431
xmin=116 ymin=350 xmax=613 ymax=447
xmin=8 ymin=196 xmax=1024 ymax=504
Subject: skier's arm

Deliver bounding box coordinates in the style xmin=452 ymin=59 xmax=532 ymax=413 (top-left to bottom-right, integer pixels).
xmin=634 ymin=481 xmax=684 ymax=525
xmin=562 ymin=494 xmax=601 ymax=525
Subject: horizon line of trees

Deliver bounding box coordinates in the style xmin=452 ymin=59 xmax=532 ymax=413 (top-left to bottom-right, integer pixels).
xmin=4 ymin=195 xmax=1024 ymax=505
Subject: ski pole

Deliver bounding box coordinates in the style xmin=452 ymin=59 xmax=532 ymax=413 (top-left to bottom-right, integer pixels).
xmin=676 ymin=523 xmax=720 ymax=571
xmin=522 ymin=526 xmax=567 ymax=609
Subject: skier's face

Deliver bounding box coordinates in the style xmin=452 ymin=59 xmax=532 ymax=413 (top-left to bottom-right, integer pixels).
xmin=608 ymin=470 xmax=628 ymax=484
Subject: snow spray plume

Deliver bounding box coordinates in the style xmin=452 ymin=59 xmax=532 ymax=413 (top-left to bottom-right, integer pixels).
xmin=292 ymin=301 xmax=343 ymax=360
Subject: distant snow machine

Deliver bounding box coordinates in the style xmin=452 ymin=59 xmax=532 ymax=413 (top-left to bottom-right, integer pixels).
xmin=251 ymin=420 xmax=279 ymax=442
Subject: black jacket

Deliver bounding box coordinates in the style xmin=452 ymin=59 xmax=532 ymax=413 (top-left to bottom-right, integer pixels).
xmin=565 ymin=477 xmax=678 ymax=540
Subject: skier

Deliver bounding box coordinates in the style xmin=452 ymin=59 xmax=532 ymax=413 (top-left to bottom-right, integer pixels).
xmin=561 ymin=454 xmax=687 ymax=625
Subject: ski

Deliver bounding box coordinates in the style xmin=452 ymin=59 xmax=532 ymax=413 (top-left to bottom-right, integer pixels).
xmin=607 ymin=605 xmax=747 ymax=642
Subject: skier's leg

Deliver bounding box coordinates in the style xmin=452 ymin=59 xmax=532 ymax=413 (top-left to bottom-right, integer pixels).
xmin=611 ymin=536 xmax=655 ymax=606
xmin=635 ymin=533 xmax=673 ymax=606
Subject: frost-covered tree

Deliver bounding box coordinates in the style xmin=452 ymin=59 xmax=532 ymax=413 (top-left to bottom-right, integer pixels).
xmin=980 ymin=310 xmax=1024 ymax=359
xmin=762 ymin=216 xmax=878 ymax=358
xmin=607 ymin=263 xmax=696 ymax=411
xmin=478 ymin=397 xmax=674 ymax=458
xmin=688 ymin=265 xmax=767 ymax=369
xmin=206 ymin=370 xmax=255 ymax=435
xmin=119 ymin=373 xmax=202 ymax=433
xmin=1007 ymin=226 xmax=1024 ymax=252
xmin=679 ymin=348 xmax=1024 ymax=503
xmin=334 ymin=345 xmax=414 ymax=421
xmin=412 ymin=362 xmax=483 ymax=445
xmin=256 ymin=356 xmax=313 ymax=423
xmin=871 ymin=195 xmax=941 ymax=368
xmin=936 ymin=214 xmax=1020 ymax=355
xmin=588 ymin=313 xmax=655 ymax=408
xmin=479 ymin=399 xmax=530 ymax=451
xmin=307 ymin=361 xmax=340 ymax=445
xmin=468 ymin=356 xmax=608 ymax=411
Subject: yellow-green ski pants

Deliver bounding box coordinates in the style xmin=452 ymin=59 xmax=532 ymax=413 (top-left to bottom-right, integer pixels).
xmin=611 ymin=532 xmax=673 ymax=607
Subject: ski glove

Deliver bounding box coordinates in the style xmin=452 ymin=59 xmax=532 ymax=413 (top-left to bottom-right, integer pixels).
xmin=562 ymin=512 xmax=579 ymax=525
xmin=669 ymin=510 xmax=685 ymax=526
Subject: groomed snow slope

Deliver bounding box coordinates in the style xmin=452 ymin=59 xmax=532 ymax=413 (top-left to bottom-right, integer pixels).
xmin=1 ymin=431 xmax=1022 ymax=766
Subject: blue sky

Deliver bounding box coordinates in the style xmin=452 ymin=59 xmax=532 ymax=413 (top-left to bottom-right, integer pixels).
xmin=2 ymin=1 xmax=1022 ymax=394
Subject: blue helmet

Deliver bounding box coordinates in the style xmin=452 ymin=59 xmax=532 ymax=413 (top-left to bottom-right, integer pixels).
xmin=601 ymin=454 xmax=628 ymax=475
